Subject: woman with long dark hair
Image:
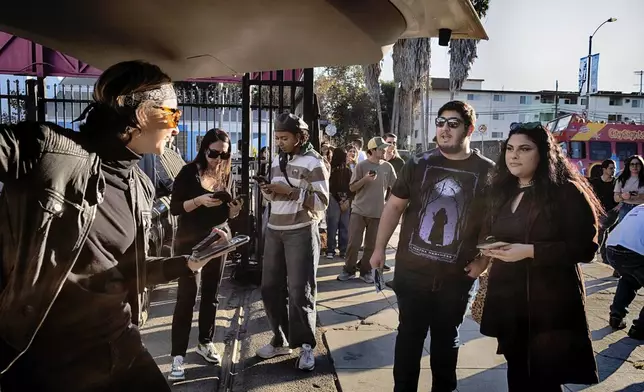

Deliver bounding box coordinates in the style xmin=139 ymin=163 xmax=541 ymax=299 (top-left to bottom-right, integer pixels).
xmin=168 ymin=128 xmax=242 ymax=381
xmin=326 ymin=147 xmax=353 ymax=258
xmin=0 ymin=61 xmax=230 ymax=392
xmin=478 ymin=122 xmax=602 ymax=391
xmin=613 ymin=154 xmax=644 ymax=222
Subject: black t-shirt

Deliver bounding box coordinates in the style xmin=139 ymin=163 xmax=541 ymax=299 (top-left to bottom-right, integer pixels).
xmin=388 ymin=156 xmax=405 ymax=176
xmin=171 ymin=162 xmax=230 ymax=254
xmin=590 ymin=177 xmax=618 ymax=211
xmin=391 ymin=149 xmax=495 ymax=286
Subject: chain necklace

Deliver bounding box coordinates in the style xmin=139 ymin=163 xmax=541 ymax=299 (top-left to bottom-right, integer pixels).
xmin=518 ymin=180 xmax=534 ymax=188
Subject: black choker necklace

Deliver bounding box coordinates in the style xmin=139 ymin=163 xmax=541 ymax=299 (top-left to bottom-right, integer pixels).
xmin=518 ymin=180 xmax=534 ymax=188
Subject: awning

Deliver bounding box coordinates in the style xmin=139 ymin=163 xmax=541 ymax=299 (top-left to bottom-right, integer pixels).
xmin=0 ymin=0 xmax=488 ymax=80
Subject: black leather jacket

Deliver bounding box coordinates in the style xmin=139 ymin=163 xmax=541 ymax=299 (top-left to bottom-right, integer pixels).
xmin=0 ymin=122 xmax=190 ymax=375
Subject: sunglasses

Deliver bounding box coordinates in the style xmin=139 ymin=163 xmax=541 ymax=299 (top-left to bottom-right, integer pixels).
xmin=630 ymin=162 xmax=642 ymax=167
xmin=435 ymin=117 xmax=464 ymax=129
xmin=510 ymin=122 xmax=543 ymax=131
xmin=208 ymin=149 xmax=231 ymax=160
xmin=154 ymin=106 xmax=182 ymax=128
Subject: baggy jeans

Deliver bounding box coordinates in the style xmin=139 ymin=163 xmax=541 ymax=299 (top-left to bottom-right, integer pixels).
xmin=261 ymin=223 xmax=320 ymax=348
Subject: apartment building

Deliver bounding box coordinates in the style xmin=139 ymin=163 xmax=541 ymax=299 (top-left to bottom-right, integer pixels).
xmin=411 ymin=78 xmax=644 ymax=149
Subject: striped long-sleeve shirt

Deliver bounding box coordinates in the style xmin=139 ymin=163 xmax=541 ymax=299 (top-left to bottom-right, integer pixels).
xmin=263 ymin=149 xmax=329 ymax=231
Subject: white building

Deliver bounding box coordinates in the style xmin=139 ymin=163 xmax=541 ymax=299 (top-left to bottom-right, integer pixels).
xmin=411 ymin=78 xmax=644 ymax=150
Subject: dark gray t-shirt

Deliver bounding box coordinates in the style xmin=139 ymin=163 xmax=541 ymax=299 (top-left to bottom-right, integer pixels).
xmin=391 ymin=149 xmax=494 ymax=286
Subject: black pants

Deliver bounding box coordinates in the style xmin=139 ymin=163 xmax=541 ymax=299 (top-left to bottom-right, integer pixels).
xmin=598 ymin=209 xmax=618 ymax=264
xmin=171 ymin=255 xmax=225 ymax=356
xmin=501 ymin=339 xmax=563 ymax=392
xmin=0 ymin=327 xmax=170 ymax=392
xmin=393 ymin=275 xmax=475 ymax=392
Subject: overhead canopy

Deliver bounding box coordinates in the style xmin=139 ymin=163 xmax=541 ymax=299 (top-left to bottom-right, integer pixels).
xmin=0 ymin=0 xmax=487 ymax=80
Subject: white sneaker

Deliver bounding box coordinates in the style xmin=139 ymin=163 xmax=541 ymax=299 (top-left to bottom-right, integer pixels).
xmin=196 ymin=342 xmax=221 ymax=364
xmin=168 ymin=355 xmax=185 ymax=381
xmin=326 ymin=253 xmax=335 ymax=259
xmin=296 ymin=344 xmax=315 ymax=371
xmin=360 ymin=271 xmax=374 ymax=284
xmin=256 ymin=343 xmax=293 ymax=359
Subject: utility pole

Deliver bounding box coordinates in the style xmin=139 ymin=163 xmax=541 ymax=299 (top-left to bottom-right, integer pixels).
xmin=635 ymin=70 xmax=644 ymax=95
xmin=554 ymin=80 xmax=559 ymax=118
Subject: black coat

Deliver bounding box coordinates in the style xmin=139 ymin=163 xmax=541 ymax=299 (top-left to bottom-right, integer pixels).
xmin=480 ymin=181 xmax=600 ymax=385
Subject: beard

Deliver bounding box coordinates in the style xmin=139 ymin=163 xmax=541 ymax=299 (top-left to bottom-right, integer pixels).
xmin=437 ymin=132 xmax=468 ymax=154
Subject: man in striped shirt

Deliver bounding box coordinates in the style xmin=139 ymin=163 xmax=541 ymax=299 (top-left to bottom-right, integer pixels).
xmin=256 ymin=112 xmax=330 ymax=371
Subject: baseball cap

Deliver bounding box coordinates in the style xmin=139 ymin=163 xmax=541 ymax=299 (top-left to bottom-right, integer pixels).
xmin=367 ymin=137 xmax=391 ymax=150
xmin=275 ymin=112 xmax=309 ymax=134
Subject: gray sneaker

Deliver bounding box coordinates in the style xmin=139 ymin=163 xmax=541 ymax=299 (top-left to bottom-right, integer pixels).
xmin=337 ymin=270 xmax=356 ymax=281
xmin=196 ymin=342 xmax=221 ymax=364
xmin=360 ymin=271 xmax=374 ymax=284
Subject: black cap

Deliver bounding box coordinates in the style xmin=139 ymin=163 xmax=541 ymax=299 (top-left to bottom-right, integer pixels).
xmin=275 ymin=112 xmax=309 ymax=134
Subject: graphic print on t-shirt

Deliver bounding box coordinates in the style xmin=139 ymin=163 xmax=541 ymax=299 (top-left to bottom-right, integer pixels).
xmin=408 ymin=165 xmax=479 ymax=263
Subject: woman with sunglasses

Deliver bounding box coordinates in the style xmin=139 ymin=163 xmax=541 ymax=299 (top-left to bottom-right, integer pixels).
xmin=479 ymin=122 xmax=602 ymax=391
xmin=0 ymin=61 xmax=232 ymax=392
xmin=613 ymin=154 xmax=644 ymax=222
xmin=168 ymin=128 xmax=242 ymax=381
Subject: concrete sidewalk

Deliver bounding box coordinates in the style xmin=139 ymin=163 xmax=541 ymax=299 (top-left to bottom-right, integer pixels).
xmin=318 ymin=230 xmax=644 ymax=392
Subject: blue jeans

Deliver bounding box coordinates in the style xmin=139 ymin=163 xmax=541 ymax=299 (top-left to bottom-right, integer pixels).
xmin=607 ymin=246 xmax=644 ymax=328
xmin=326 ymin=198 xmax=349 ymax=255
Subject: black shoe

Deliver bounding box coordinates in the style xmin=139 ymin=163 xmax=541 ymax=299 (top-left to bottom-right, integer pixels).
xmin=613 ymin=270 xmax=621 ymax=278
xmin=628 ymin=326 xmax=644 ymax=340
xmin=609 ymin=316 xmax=627 ymax=330
xmin=383 ymin=262 xmax=392 ymax=271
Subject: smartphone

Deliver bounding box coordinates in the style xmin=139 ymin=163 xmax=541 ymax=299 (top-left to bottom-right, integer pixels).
xmin=374 ymin=268 xmax=386 ymax=293
xmin=211 ymin=190 xmax=232 ymax=203
xmin=252 ymin=175 xmax=269 ymax=185
xmin=476 ymin=236 xmax=510 ymax=250
xmin=368 ymin=170 xmax=377 ymax=176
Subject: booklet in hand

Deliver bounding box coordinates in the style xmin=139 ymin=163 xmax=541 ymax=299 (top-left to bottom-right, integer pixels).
xmin=374 ymin=268 xmax=386 ymax=293
xmin=192 ymin=229 xmax=250 ymax=260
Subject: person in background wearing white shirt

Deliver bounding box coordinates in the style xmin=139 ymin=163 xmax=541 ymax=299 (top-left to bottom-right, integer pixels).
xmin=352 ymin=138 xmax=368 ymax=163
xmin=606 ymin=204 xmax=644 ymax=340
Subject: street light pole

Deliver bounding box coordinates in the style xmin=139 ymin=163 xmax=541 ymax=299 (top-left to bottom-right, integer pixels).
xmin=585 ymin=17 xmax=617 ymax=116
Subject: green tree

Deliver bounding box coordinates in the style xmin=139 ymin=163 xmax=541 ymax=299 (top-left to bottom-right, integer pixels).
xmin=315 ymin=66 xmax=379 ymax=147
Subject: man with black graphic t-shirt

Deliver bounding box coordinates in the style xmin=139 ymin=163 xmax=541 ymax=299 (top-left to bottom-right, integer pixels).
xmin=370 ymin=101 xmax=494 ymax=392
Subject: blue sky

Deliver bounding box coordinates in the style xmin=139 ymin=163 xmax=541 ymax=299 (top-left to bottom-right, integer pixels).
xmin=381 ymin=0 xmax=644 ymax=93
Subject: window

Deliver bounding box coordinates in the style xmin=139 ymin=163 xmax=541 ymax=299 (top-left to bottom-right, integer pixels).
xmin=492 ymin=112 xmax=504 ymax=120
xmin=493 ymin=94 xmax=505 ymax=102
xmin=518 ymin=113 xmax=530 ymax=122
xmin=607 ymin=114 xmax=623 ymax=122
xmin=633 ymin=99 xmax=641 ymax=108
xmin=540 ymin=96 xmax=555 ymax=104
xmin=609 ymin=97 xmax=623 ymax=106
xmin=580 ymin=98 xmax=588 ymax=106
xmin=467 ymin=94 xmax=481 ymax=101
xmin=414 ymin=129 xmax=419 ymax=138
xmin=616 ymin=142 xmax=637 ymax=161
xmin=589 ymin=141 xmax=611 ymax=161
xmin=519 ymin=96 xmax=531 ymax=105
xmin=539 ymin=112 xmax=554 ymax=122
xmin=569 ymin=141 xmax=586 ymax=159
xmin=491 ymin=131 xmax=504 ymax=138
xmin=563 ymin=97 xmax=578 ymax=105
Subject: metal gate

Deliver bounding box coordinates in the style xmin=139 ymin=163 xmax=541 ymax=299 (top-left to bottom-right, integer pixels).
xmin=0 ymin=69 xmax=317 ymax=279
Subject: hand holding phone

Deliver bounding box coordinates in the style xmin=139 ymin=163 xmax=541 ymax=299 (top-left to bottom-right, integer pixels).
xmin=252 ymin=175 xmax=269 ymax=185
xmin=476 ymin=236 xmax=510 ymax=250
xmin=211 ymin=190 xmax=233 ymax=203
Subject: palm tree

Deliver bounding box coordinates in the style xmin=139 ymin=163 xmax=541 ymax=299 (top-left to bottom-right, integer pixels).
xmin=391 ymin=38 xmax=431 ymax=148
xmin=449 ymin=0 xmax=490 ymax=98
xmin=362 ymin=62 xmax=384 ymax=136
